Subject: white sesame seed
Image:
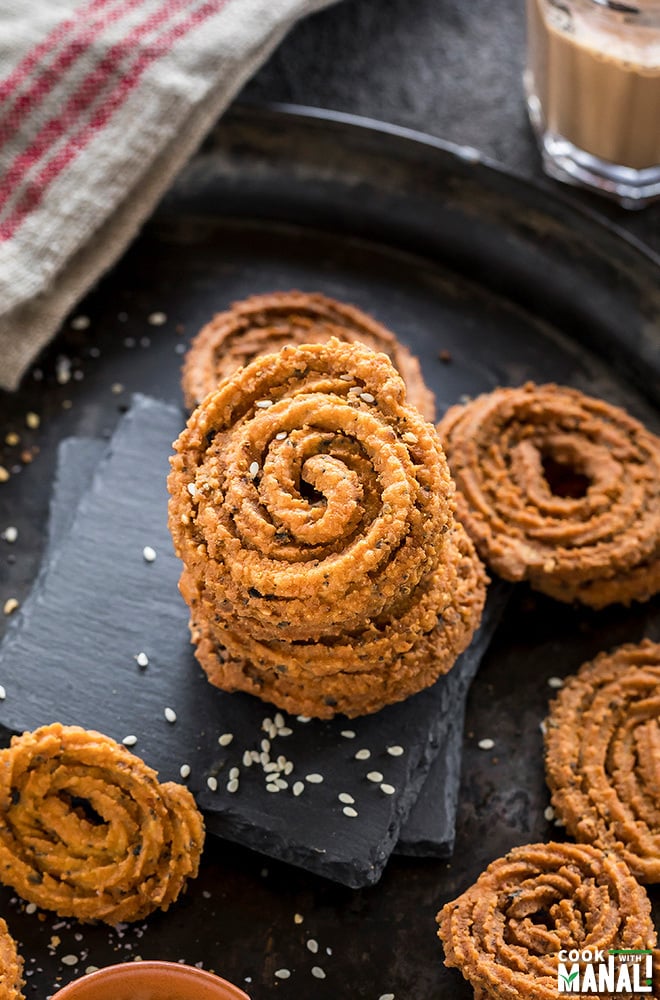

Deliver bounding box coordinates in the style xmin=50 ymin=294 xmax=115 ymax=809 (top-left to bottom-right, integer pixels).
xmin=478 ymin=738 xmax=495 ymax=750
xmin=274 ymin=969 xmax=291 ymax=980
xmin=259 ymin=751 xmax=270 ymax=766
xmin=548 ymin=676 xmax=564 ymax=689
xmin=0 ymin=685 xmax=5 ymax=700
xmin=284 ymin=761 xmax=294 ymax=776
xmin=275 ymin=431 xmax=288 ymax=440
xmin=251 ymin=750 xmax=260 ymax=763
xmin=544 ymin=805 xmax=555 ymax=821
xmin=262 ymin=716 xmax=273 ymax=730
xmin=539 ymin=720 xmax=547 ymax=736
xmin=343 ymin=806 xmax=358 ymax=818
xmin=294 ymin=913 xmax=304 ymax=924
xmin=380 ymin=783 xmax=396 ymax=795
xmin=264 ymin=762 xmax=279 ymax=773
xmin=255 ymin=400 xmax=273 ymax=409
xmin=293 ymin=781 xmax=305 ymax=796
xmin=142 ymin=546 xmax=156 ymax=562
xmin=148 ymin=311 xmax=167 ymax=326
xmin=187 ymin=482 xmax=197 ymax=497
xmin=164 ymin=707 xmax=177 ymax=723
xmin=227 ymin=778 xmax=239 ymax=794
xmin=261 ymin=738 xmax=271 ymax=753
xmin=227 ymin=768 xmax=238 ymax=782
xmin=242 ymin=751 xmax=252 ymax=767
xmin=3 ymin=598 xmax=19 ymax=616
xmin=338 ymin=793 xmax=355 ymax=805
xmin=71 ymin=315 xmax=90 ymax=330
xmin=354 ymin=749 xmax=370 ymax=760
xmin=305 ymin=773 xmax=324 ymax=784
xmin=276 ymin=778 xmax=288 ymax=790
xmin=207 ymin=776 xmax=218 ymax=792
xmin=379 ymin=994 xmax=395 ymax=999
xmin=297 ymin=715 xmax=311 ymax=723
xmin=0 ymin=468 xmax=9 ymax=484
xmin=311 ymin=967 xmax=326 ymax=979
xmin=366 ymin=771 xmax=384 ymax=783
xmin=359 ymin=392 xmax=375 ymax=403
xmin=307 ymin=939 xmax=319 ymax=954
xmin=249 ymin=461 xmax=260 ymax=478
xmin=111 ymin=383 xmax=124 ymax=395
xmin=218 ymin=733 xmax=234 ymax=747
xmin=179 ymin=764 xmax=191 ymax=779
xmin=279 ymin=727 xmax=293 ymax=737
xmin=387 ymin=745 xmax=404 ymax=757
xmin=122 ymin=735 xmax=138 ymax=747
xmin=339 ymin=373 xmax=353 ymax=381
xmin=61 ymin=954 xmax=78 ymax=966
xmin=135 ymin=652 xmax=149 ymax=668
xmin=25 ymin=902 xmax=37 ymax=915
xmin=277 ymin=755 xmax=287 ymax=767
xmin=266 ymin=783 xmax=280 ymax=793
xmin=1 ymin=527 xmax=17 ymax=543
xmin=85 ymin=967 xmax=99 ymax=975
xmin=274 ymin=712 xmax=285 ymax=728
xmin=267 ymin=723 xmax=277 ymax=739
xmin=340 ymin=730 xmax=356 ymax=739
xmin=554 ymin=816 xmax=566 ymax=828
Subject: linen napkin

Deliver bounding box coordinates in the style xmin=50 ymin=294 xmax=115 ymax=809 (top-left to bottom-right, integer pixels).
xmin=0 ymin=0 xmax=339 ymax=392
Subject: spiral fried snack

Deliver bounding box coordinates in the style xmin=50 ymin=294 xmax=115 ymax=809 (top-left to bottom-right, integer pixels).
xmin=545 ymin=640 xmax=660 ymax=884
xmin=437 ymin=841 xmax=656 ymax=1000
xmin=0 ymin=724 xmax=205 ymax=924
xmin=169 ymin=339 xmax=486 ymax=718
xmin=181 ymin=290 xmax=435 ymax=421
xmin=0 ymin=919 xmax=24 ymax=1000
xmin=437 ymin=383 xmax=660 ymax=607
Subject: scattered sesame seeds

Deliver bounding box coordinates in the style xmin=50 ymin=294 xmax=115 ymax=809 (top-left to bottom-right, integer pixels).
xmin=380 ymin=784 xmax=395 ymax=795
xmin=539 ymin=720 xmax=547 ymax=736
xmin=25 ymin=902 xmax=37 ymax=915
xmin=218 ymin=733 xmax=234 ymax=747
xmin=343 ymin=806 xmax=358 ymax=818
xmin=5 ymin=433 xmax=19 ymax=446
xmin=3 ymin=598 xmax=19 ymax=616
xmin=0 ymin=467 xmax=9 ymax=483
xmin=379 ymin=994 xmax=395 ymax=999
xmin=274 ymin=712 xmax=285 ymax=728
xmin=366 ymin=771 xmax=383 ymax=783
xmin=0 ymin=685 xmax=5 ymax=700
xmin=249 ymin=461 xmax=260 ymax=479
xmin=242 ymin=750 xmax=252 ymax=767
xmin=111 ymin=383 xmax=124 ymax=395
xmin=338 ymin=793 xmax=355 ymax=805
xmin=275 ymin=431 xmax=288 ymax=440
xmin=71 ymin=315 xmax=90 ymax=330
xmin=306 ymin=939 xmax=319 ymax=954
xmin=354 ymin=749 xmax=370 ymax=760
xmin=1 ymin=527 xmax=17 ymax=543
xmin=227 ymin=778 xmax=239 ymax=794
xmin=547 ymin=676 xmax=564 ymax=689
xmin=135 ymin=652 xmax=149 ymax=668
xmin=122 ymin=735 xmax=138 ymax=747
xmin=187 ymin=483 xmax=197 ymax=497
xmin=274 ymin=969 xmax=291 ymax=980
xmin=478 ymin=738 xmax=495 ymax=750
xmin=386 ymin=745 xmax=404 ymax=757
xmin=311 ymin=966 xmax=326 ymax=979
xmin=255 ymin=400 xmax=273 ymax=409
xmin=207 ymin=776 xmax=218 ymax=792
xmin=297 ymin=715 xmax=311 ymax=723
xmin=279 ymin=726 xmax=293 ymax=737
xmin=148 ymin=311 xmax=167 ymax=326
xmin=61 ymin=955 xmax=78 ymax=966
xmin=266 ymin=783 xmax=280 ymax=793
xmin=229 ymin=767 xmax=240 ymax=781
xmin=340 ymin=730 xmax=356 ymax=739
xmin=179 ymin=764 xmax=191 ymax=779
xmin=402 ymin=432 xmax=418 ymax=445
xmin=305 ymin=773 xmax=324 ymax=784
xmin=25 ymin=411 xmax=40 ymax=429
xmin=142 ymin=545 xmax=156 ymax=562
xmin=164 ymin=707 xmax=177 ymax=724
xmin=339 ymin=373 xmax=353 ymax=382
xmin=544 ymin=805 xmax=555 ymax=821
xmin=294 ymin=913 xmax=304 ymax=924
xmin=359 ymin=391 xmax=375 ymax=403
xmin=276 ymin=778 xmax=288 ymax=790
xmin=293 ymin=781 xmax=305 ymax=797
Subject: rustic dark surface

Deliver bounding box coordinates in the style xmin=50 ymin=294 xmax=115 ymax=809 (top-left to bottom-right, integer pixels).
xmin=0 ymin=106 xmax=657 ymax=999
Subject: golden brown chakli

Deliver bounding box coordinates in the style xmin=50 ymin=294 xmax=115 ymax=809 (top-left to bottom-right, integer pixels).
xmin=0 ymin=724 xmax=205 ymax=924
xmin=181 ymin=290 xmax=436 ymax=421
xmin=437 ymin=841 xmax=656 ymax=1000
xmin=0 ymin=918 xmax=24 ymax=1000
xmin=545 ymin=640 xmax=660 ymax=883
xmin=437 ymin=382 xmax=660 ymax=607
xmin=169 ymin=338 xmax=486 ymax=718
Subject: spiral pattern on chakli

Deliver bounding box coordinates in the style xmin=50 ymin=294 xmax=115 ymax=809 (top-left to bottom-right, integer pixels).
xmin=437 ymin=383 xmax=660 ymax=607
xmin=437 ymin=841 xmax=656 ymax=1000
xmin=545 ymin=640 xmax=660 ymax=883
xmin=181 ymin=290 xmax=436 ymax=420
xmin=0 ymin=724 xmax=205 ymax=924
xmin=0 ymin=919 xmax=24 ymax=1000
xmin=169 ymin=338 xmax=486 ymax=718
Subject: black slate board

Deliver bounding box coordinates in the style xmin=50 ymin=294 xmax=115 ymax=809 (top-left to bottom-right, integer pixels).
xmin=0 ymin=394 xmax=502 ymax=887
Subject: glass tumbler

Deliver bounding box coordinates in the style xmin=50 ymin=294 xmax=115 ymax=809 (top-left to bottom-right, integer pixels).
xmin=525 ymin=0 xmax=660 ymax=207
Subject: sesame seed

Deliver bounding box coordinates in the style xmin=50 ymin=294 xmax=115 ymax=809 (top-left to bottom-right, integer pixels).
xmin=262 ymin=716 xmax=273 ymax=730
xmin=85 ymin=967 xmax=99 ymax=975
xmin=207 ymin=776 xmax=218 ymax=792
xmin=261 ymin=738 xmax=271 ymax=753
xmin=379 ymin=994 xmax=395 ymax=999
xmin=539 ymin=720 xmax=547 ymax=736
xmin=274 ymin=970 xmax=291 ymax=980
xmin=544 ymin=805 xmax=555 ymax=821
xmin=142 ymin=546 xmax=156 ymax=562
xmin=249 ymin=461 xmax=260 ymax=478
xmin=111 ymin=383 xmax=124 ymax=395
xmin=1 ymin=527 xmax=17 ymax=543
xmin=402 ymin=432 xmax=418 ymax=444
xmin=259 ymin=751 xmax=270 ymax=766
xmin=4 ymin=433 xmax=19 ymax=446
xmin=251 ymin=750 xmax=260 ymax=763
xmin=276 ymin=778 xmax=288 ymax=790
xmin=354 ymin=749 xmax=370 ymax=760
xmin=266 ymin=783 xmax=280 ymax=793
xmin=71 ymin=315 xmax=90 ymax=330
xmin=380 ymin=783 xmax=396 ymax=795
xmin=122 ymin=735 xmax=138 ymax=747
xmin=0 ymin=468 xmax=9 ymax=483
xmin=180 ymin=764 xmax=191 ymax=779
xmin=264 ymin=762 xmax=279 ymax=773
xmin=478 ymin=738 xmax=495 ymax=750
xmin=297 ymin=715 xmax=311 ymax=723
xmin=307 ymin=939 xmax=319 ymax=954
xmin=339 ymin=373 xmax=353 ymax=381
xmin=293 ymin=781 xmax=305 ymax=796
xmin=275 ymin=431 xmax=288 ymax=440
xmin=366 ymin=771 xmax=383 ymax=783
xmin=547 ymin=676 xmax=564 ymax=689
xmin=387 ymin=745 xmax=404 ymax=757
xmin=279 ymin=727 xmax=293 ymax=737
xmin=359 ymin=392 xmax=375 ymax=403
xmin=227 ymin=778 xmax=239 ymax=794
xmin=164 ymin=707 xmax=177 ymax=724
xmin=26 ymin=411 xmax=40 ymax=429
xmin=338 ymin=793 xmax=355 ymax=805
xmin=229 ymin=767 xmax=240 ymax=780
xmin=148 ymin=311 xmax=167 ymax=326
xmin=3 ymin=598 xmax=19 ymax=616
xmin=311 ymin=967 xmax=326 ymax=979
xmin=284 ymin=761 xmax=294 ymax=775
xmin=61 ymin=955 xmax=78 ymax=966
xmin=25 ymin=902 xmax=37 ymax=915
xmin=218 ymin=733 xmax=234 ymax=747
xmin=135 ymin=652 xmax=149 ymax=668
xmin=343 ymin=806 xmax=358 ymax=818
xmin=274 ymin=712 xmax=285 ymax=728
xmin=294 ymin=913 xmax=304 ymax=924
xmin=187 ymin=483 xmax=197 ymax=497
xmin=305 ymin=773 xmax=323 ymax=784
xmin=340 ymin=730 xmax=356 ymax=739
xmin=0 ymin=685 xmax=5 ymax=700
xmin=242 ymin=751 xmax=252 ymax=767
xmin=255 ymin=400 xmax=273 ymax=409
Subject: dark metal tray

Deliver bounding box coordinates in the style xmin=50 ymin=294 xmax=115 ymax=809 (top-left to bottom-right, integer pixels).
xmin=0 ymin=104 xmax=658 ymax=999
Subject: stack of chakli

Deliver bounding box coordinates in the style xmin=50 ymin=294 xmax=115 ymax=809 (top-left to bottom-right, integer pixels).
xmin=168 ymin=336 xmax=486 ymax=719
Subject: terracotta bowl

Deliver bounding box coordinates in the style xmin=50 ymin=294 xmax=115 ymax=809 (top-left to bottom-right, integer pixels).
xmin=51 ymin=960 xmax=251 ymax=1000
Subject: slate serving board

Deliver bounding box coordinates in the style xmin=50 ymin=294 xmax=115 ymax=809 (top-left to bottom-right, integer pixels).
xmin=0 ymin=394 xmax=504 ymax=887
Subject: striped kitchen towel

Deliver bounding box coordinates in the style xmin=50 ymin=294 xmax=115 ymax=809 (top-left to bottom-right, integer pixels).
xmin=0 ymin=0 xmax=339 ymax=391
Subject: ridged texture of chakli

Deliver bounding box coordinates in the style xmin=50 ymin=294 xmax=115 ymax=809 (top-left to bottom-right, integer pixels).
xmin=169 ymin=338 xmax=486 ymax=718
xmin=181 ymin=290 xmax=436 ymax=421
xmin=545 ymin=639 xmax=660 ymax=883
xmin=0 ymin=724 xmax=205 ymax=924
xmin=437 ymin=382 xmax=660 ymax=608
xmin=0 ymin=919 xmax=24 ymax=1000
xmin=437 ymin=841 xmax=656 ymax=1000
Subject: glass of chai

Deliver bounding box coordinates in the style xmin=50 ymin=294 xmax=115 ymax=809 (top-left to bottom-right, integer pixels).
xmin=525 ymin=0 xmax=660 ymax=207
